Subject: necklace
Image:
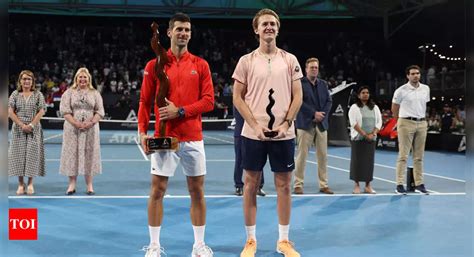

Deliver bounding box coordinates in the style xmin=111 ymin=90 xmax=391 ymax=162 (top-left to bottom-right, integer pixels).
xmin=258 ymin=49 xmax=277 ymax=74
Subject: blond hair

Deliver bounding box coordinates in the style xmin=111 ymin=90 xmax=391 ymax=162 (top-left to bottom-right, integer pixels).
xmin=305 ymin=57 xmax=319 ymax=67
xmin=16 ymin=70 xmax=36 ymax=92
xmin=252 ymin=8 xmax=280 ymax=31
xmin=72 ymin=67 xmax=94 ymax=90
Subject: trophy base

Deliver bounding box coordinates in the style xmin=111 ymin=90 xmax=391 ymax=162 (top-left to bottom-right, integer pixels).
xmin=263 ymin=131 xmax=278 ymax=138
xmin=146 ymin=137 xmax=179 ymax=151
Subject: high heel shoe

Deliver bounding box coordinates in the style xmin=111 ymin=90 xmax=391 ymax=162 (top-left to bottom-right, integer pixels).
xmin=66 ymin=189 xmax=76 ymax=195
xmin=26 ymin=184 xmax=35 ymax=195
xmin=16 ymin=184 xmax=26 ymax=195
xmin=86 ymin=191 xmax=95 ymax=196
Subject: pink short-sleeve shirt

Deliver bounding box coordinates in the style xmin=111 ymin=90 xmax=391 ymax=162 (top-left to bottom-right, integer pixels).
xmin=232 ymin=48 xmax=303 ymax=140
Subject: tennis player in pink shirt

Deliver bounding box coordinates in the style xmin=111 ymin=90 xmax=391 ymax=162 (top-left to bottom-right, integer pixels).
xmin=232 ymin=8 xmax=303 ymax=257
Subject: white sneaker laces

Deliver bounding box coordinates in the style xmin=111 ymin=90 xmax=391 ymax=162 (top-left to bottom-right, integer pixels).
xmin=141 ymin=245 xmax=167 ymax=256
xmin=194 ymin=244 xmax=214 ymax=256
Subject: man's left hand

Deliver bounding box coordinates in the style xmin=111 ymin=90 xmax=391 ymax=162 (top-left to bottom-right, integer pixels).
xmin=273 ymin=122 xmax=290 ymax=139
xmin=158 ymin=98 xmax=179 ymax=121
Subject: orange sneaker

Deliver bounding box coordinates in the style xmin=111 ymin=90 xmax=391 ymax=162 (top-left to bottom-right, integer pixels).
xmin=240 ymin=239 xmax=257 ymax=257
xmin=276 ymin=240 xmax=300 ymax=257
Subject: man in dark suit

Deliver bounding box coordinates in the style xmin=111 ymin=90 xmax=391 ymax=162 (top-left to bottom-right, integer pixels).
xmin=293 ymin=57 xmax=333 ymax=194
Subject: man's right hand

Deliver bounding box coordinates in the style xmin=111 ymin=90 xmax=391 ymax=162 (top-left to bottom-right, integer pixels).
xmin=314 ymin=111 xmax=326 ymax=122
xmin=140 ymin=134 xmax=152 ymax=155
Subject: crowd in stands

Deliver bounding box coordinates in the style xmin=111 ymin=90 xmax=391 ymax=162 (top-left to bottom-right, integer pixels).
xmin=9 ymin=16 xmax=465 ymax=133
xmin=375 ymin=62 xmax=465 ymax=100
xmin=9 ymin=22 xmax=147 ymax=104
xmin=426 ymin=104 xmax=465 ymax=133
xmin=8 ymin=18 xmax=379 ymax=107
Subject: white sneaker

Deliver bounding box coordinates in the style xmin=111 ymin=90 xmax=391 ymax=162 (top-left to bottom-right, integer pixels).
xmin=191 ymin=242 xmax=213 ymax=257
xmin=142 ymin=243 xmax=166 ymax=257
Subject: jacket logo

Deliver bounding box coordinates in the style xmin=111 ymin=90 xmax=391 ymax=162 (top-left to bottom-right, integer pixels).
xmin=191 ymin=70 xmax=197 ymax=75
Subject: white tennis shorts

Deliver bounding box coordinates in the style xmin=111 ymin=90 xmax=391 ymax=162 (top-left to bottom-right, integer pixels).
xmin=150 ymin=140 xmax=206 ymax=177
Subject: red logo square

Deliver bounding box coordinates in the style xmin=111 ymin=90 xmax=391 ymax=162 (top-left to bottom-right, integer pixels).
xmin=9 ymin=208 xmax=38 ymax=240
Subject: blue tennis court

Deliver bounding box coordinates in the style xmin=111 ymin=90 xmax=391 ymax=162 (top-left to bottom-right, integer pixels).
xmin=8 ymin=130 xmax=471 ymax=257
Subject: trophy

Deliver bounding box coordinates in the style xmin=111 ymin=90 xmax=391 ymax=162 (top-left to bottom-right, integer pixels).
xmin=146 ymin=22 xmax=179 ymax=151
xmin=263 ymin=88 xmax=278 ymax=138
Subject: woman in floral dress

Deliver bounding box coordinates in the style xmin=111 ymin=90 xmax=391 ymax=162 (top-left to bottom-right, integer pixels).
xmin=60 ymin=67 xmax=104 ymax=195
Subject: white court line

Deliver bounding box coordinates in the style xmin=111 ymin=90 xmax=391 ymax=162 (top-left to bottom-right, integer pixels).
xmin=134 ymin=137 xmax=149 ymax=161
xmin=44 ymin=133 xmax=63 ymax=141
xmin=45 ymin=159 xmax=235 ymax=162
xmin=309 ymin=150 xmax=466 ymax=183
xmin=306 ymin=160 xmax=441 ymax=194
xmin=46 ymin=159 xmax=148 ymax=162
xmin=364 ymin=162 xmax=467 ymax=183
xmin=8 ymin=192 xmax=466 ymax=199
xmin=217 ymin=133 xmax=234 ymax=139
xmin=204 ymin=135 xmax=234 ymax=144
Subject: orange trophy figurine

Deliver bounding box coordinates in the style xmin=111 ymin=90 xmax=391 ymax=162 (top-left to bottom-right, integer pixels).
xmin=146 ymin=22 xmax=179 ymax=151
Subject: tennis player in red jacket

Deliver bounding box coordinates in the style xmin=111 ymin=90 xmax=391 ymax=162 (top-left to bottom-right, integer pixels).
xmin=138 ymin=12 xmax=215 ymax=257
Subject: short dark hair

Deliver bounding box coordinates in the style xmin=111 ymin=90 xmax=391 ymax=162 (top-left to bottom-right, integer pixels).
xmin=169 ymin=12 xmax=191 ymax=29
xmin=405 ymin=65 xmax=421 ymax=75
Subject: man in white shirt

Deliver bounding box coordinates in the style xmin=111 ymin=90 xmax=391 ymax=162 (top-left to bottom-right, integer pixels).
xmin=391 ymin=65 xmax=430 ymax=195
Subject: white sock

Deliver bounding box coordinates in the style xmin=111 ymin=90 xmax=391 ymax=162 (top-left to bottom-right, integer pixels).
xmin=193 ymin=225 xmax=206 ymax=247
xmin=278 ymin=224 xmax=289 ymax=241
xmin=149 ymin=225 xmax=161 ymax=246
xmin=245 ymin=225 xmax=256 ymax=240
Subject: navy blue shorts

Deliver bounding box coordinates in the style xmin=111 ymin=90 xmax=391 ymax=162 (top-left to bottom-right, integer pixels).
xmin=241 ymin=137 xmax=295 ymax=172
